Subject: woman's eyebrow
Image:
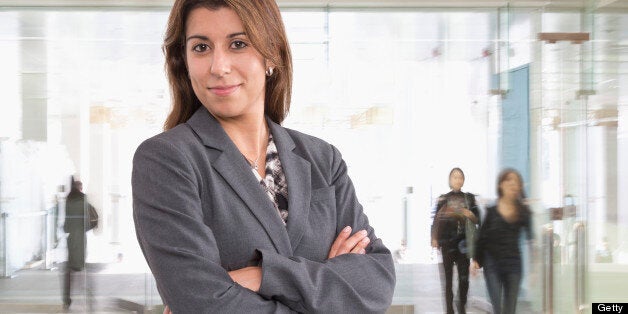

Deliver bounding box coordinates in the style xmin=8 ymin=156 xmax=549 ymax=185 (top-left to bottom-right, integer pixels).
xmin=186 ymin=32 xmax=246 ymax=42
xmin=228 ymin=32 xmax=246 ymax=38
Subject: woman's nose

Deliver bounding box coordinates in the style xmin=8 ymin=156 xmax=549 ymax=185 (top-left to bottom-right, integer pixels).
xmin=210 ymin=49 xmax=231 ymax=77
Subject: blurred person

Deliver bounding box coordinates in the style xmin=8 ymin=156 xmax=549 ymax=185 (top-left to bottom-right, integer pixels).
xmin=62 ymin=176 xmax=98 ymax=310
xmin=131 ymin=0 xmax=395 ymax=313
xmin=431 ymin=167 xmax=479 ymax=314
xmin=473 ymin=168 xmax=533 ymax=314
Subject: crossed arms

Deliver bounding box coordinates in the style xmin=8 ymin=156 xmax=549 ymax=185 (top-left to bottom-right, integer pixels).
xmin=132 ymin=138 xmax=395 ymax=314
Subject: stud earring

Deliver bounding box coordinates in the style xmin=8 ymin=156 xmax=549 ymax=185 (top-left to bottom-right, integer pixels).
xmin=265 ymin=67 xmax=274 ymax=77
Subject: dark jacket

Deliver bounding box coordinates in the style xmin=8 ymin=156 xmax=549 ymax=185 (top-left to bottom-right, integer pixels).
xmin=64 ymin=192 xmax=95 ymax=271
xmin=474 ymin=203 xmax=533 ymax=271
xmin=132 ymin=107 xmax=395 ymax=313
xmin=431 ymin=191 xmax=480 ymax=249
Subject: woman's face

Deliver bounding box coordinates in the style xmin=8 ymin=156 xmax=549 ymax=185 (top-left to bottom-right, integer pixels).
xmin=500 ymin=172 xmax=522 ymax=200
xmin=449 ymin=171 xmax=464 ymax=191
xmin=185 ymin=7 xmax=268 ymax=121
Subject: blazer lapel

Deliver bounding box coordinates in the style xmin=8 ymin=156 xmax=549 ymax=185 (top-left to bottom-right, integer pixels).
xmin=186 ymin=108 xmax=292 ymax=256
xmin=268 ymin=119 xmax=312 ymax=251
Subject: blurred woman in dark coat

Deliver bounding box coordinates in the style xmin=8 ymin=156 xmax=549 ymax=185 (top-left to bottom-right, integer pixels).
xmin=62 ymin=177 xmax=97 ymax=309
xmin=431 ymin=168 xmax=480 ymax=314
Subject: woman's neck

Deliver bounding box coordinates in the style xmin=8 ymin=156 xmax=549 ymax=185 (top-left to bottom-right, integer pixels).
xmin=219 ymin=114 xmax=269 ymax=163
xmin=499 ymin=196 xmax=517 ymax=206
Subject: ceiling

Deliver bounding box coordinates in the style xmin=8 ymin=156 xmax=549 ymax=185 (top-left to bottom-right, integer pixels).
xmin=0 ymin=0 xmax=626 ymax=9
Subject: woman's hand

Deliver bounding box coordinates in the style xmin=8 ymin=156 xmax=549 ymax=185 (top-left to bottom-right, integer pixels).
xmin=327 ymin=226 xmax=370 ymax=259
xmin=431 ymin=239 xmax=439 ymax=248
xmin=228 ymin=266 xmax=262 ymax=292
xmin=164 ymin=227 xmax=368 ymax=311
xmin=470 ymin=260 xmax=481 ymax=276
xmin=461 ymin=208 xmax=478 ymax=223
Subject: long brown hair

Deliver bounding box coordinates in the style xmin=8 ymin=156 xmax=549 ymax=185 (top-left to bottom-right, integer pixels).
xmin=163 ymin=0 xmax=293 ymax=130
xmin=496 ymin=168 xmax=526 ymax=200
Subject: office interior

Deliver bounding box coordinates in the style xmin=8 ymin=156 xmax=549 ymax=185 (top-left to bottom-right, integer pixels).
xmin=0 ymin=0 xmax=627 ymax=312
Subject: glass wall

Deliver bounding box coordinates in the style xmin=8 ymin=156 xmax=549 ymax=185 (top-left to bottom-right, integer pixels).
xmin=0 ymin=3 xmax=626 ymax=313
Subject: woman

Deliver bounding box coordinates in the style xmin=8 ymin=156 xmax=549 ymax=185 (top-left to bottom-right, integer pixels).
xmin=131 ymin=1 xmax=395 ymax=313
xmin=63 ymin=177 xmax=97 ymax=309
xmin=431 ymin=167 xmax=480 ymax=314
xmin=473 ymin=168 xmax=533 ymax=314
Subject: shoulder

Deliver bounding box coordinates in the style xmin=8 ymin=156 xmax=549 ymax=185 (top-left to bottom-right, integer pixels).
xmin=282 ymin=126 xmax=339 ymax=162
xmin=135 ymin=124 xmax=199 ymax=157
xmin=280 ymin=126 xmax=348 ymax=183
xmin=284 ymin=127 xmax=334 ymax=152
xmin=485 ymin=204 xmax=497 ymax=215
xmin=133 ymin=124 xmax=203 ymax=174
xmin=436 ymin=192 xmax=452 ymax=203
xmin=519 ymin=203 xmax=533 ymax=219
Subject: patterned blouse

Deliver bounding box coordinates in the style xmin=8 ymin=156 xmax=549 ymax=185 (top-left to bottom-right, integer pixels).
xmin=250 ymin=134 xmax=289 ymax=225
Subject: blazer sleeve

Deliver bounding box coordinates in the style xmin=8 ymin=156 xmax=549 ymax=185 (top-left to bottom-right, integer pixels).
xmin=132 ymin=137 xmax=296 ymax=314
xmin=431 ymin=195 xmax=447 ymax=242
xmin=256 ymin=145 xmax=395 ymax=314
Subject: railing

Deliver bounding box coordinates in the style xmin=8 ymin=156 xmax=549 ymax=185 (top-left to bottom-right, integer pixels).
xmin=573 ymin=222 xmax=585 ymax=313
xmin=1 ymin=210 xmax=51 ymax=278
xmin=543 ymin=224 xmax=554 ymax=314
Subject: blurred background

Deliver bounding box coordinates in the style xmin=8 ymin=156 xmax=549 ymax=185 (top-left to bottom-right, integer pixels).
xmin=0 ymin=0 xmax=627 ymax=312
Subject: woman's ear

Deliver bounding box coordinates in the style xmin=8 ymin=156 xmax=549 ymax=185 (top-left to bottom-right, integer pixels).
xmin=265 ymin=59 xmax=276 ymax=71
xmin=265 ymin=60 xmax=276 ymax=77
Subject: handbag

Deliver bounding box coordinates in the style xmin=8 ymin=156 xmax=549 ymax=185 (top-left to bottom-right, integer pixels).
xmin=87 ymin=204 xmax=99 ymax=231
xmin=461 ymin=194 xmax=477 ymax=258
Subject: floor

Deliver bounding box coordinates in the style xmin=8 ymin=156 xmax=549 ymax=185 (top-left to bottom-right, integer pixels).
xmin=0 ymin=260 xmax=509 ymax=313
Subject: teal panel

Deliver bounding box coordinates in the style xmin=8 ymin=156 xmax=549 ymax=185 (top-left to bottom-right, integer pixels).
xmin=499 ymin=65 xmax=530 ymax=189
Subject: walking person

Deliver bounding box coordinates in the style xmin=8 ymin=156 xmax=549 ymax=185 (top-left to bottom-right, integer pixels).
xmin=473 ymin=168 xmax=533 ymax=314
xmin=62 ymin=177 xmax=98 ymax=310
xmin=431 ymin=167 xmax=480 ymax=314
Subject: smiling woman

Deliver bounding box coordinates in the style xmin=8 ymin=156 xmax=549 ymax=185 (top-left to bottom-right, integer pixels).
xmin=184 ymin=7 xmax=269 ymax=125
xmin=131 ymin=0 xmax=395 ymax=313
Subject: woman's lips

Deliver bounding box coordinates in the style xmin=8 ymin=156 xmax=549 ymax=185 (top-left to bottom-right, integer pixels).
xmin=209 ymin=84 xmax=240 ymax=96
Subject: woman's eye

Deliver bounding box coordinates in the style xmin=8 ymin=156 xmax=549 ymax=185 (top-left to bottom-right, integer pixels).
xmin=231 ymin=40 xmax=248 ymax=49
xmin=192 ymin=43 xmax=209 ymax=52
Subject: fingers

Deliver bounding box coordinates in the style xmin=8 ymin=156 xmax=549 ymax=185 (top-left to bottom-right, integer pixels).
xmin=163 ymin=305 xmax=171 ymax=314
xmin=228 ymin=266 xmax=262 ymax=292
xmin=350 ymin=236 xmax=370 ymax=254
xmin=469 ymin=264 xmax=477 ymax=276
xmin=328 ymin=226 xmax=352 ymax=258
xmin=337 ymin=229 xmax=368 ymax=256
xmin=328 ymin=226 xmax=370 ymax=259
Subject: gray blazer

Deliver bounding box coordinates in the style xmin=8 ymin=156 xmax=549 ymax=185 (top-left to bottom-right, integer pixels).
xmin=132 ymin=107 xmax=395 ymax=313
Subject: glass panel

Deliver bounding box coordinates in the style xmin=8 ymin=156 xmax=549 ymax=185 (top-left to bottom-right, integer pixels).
xmin=1 ymin=4 xmax=626 ymax=314
xmin=586 ymin=10 xmax=628 ymax=311
xmin=537 ymin=8 xmax=628 ymax=314
xmin=537 ymin=12 xmax=590 ymax=314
